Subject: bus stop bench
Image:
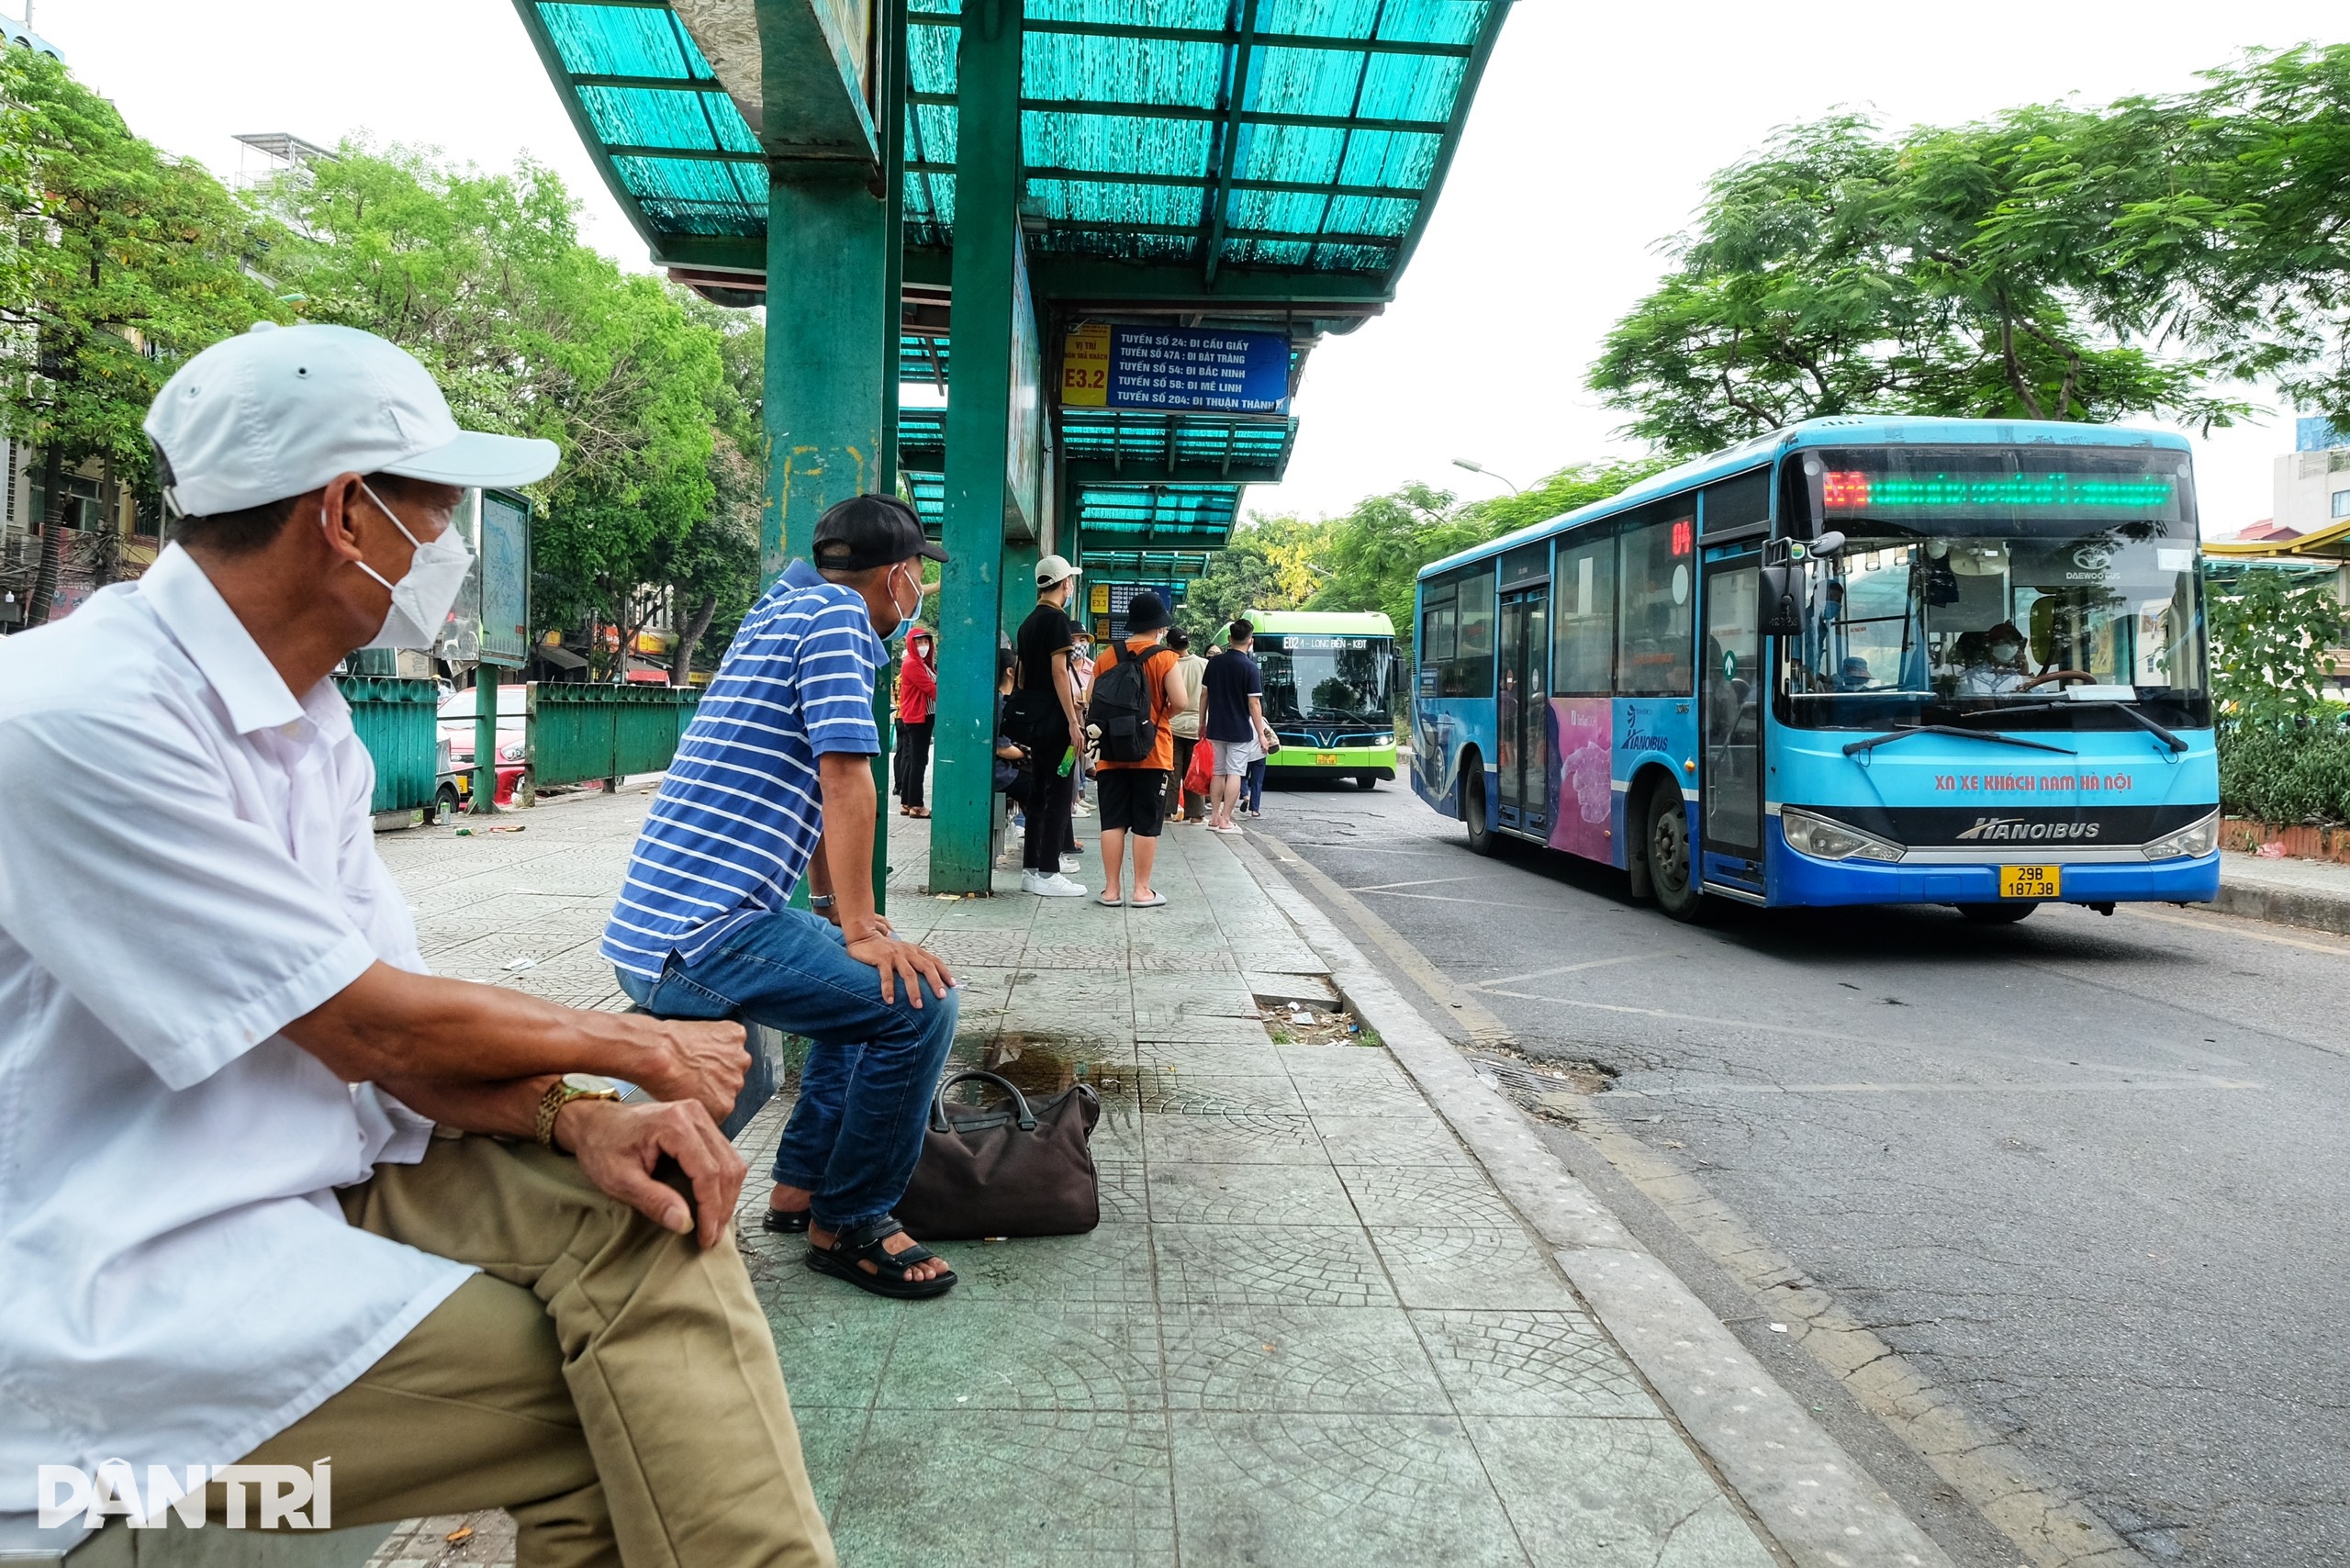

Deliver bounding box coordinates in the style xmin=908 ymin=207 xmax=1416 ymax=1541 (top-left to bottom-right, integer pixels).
xmin=0 ymin=1514 xmax=389 ymax=1566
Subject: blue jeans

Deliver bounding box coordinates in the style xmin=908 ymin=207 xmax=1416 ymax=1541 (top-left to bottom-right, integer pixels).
xmin=616 ymin=908 xmax=958 ymax=1233
xmin=1243 ymin=756 xmax=1266 ymax=812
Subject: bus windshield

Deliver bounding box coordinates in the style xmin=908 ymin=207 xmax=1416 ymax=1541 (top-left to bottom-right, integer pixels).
xmin=1781 ymin=446 xmax=2210 ymax=732
xmin=1258 ymin=634 xmax=1392 ymax=725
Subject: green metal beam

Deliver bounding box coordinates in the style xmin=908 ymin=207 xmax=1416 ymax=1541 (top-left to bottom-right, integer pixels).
xmin=903 ymin=11 xmax=1474 ymax=57
xmin=907 ymin=93 xmax=1447 ymax=136
xmin=1063 ymin=458 xmax=1285 ymax=486
xmin=915 ymin=162 xmax=1423 ymax=202
xmin=605 ymin=144 xmax=767 ymax=163
xmin=1201 ymin=0 xmax=1259 ymax=286
xmin=930 ymin=0 xmax=1023 ymax=893
xmin=871 ymin=0 xmax=909 ymax=916
xmin=568 ymin=73 xmax=723 ymax=89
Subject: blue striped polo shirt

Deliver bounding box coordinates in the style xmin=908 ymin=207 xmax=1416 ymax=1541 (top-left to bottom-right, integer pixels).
xmin=601 ymin=572 xmax=882 ymax=979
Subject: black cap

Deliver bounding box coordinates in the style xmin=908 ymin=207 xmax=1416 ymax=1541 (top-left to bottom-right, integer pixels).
xmin=811 ymin=493 xmax=950 ymax=572
xmin=1124 ymin=591 xmax=1171 ymax=633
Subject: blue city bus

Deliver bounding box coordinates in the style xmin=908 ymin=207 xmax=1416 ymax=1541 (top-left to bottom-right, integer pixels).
xmin=1409 ymin=418 xmax=2219 ymax=923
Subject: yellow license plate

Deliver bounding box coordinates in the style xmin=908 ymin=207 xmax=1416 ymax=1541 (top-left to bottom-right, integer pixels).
xmin=1315 ymin=752 xmax=1338 ymax=766
xmin=1999 ymin=864 xmax=2060 ymax=900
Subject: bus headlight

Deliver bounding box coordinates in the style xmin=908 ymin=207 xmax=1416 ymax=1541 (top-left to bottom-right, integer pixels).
xmin=1780 ymin=808 xmax=1905 ymax=863
xmin=2142 ymin=810 xmax=2219 ymax=860
xmin=1373 ymin=733 xmax=1394 ymax=747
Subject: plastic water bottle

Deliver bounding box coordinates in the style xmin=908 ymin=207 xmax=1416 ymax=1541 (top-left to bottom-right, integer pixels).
xmin=1057 ymin=745 xmax=1076 ymax=778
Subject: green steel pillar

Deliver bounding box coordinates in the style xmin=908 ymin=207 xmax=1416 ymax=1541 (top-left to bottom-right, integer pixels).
xmin=763 ymin=127 xmax=893 ymax=905
xmin=762 ymin=180 xmax=888 ymax=581
xmin=870 ymin=0 xmax=908 ymax=915
xmin=1001 ymin=536 xmax=1041 ymax=638
xmin=929 ymin=0 xmax=1023 ymax=892
xmin=470 ymin=665 xmax=500 ymax=815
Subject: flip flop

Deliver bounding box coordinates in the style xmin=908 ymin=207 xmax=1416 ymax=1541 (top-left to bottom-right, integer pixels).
xmin=1129 ymin=891 xmax=1168 ymax=908
xmin=907 ymin=807 xmax=931 ymax=818
xmin=1098 ymin=893 xmax=1125 ymax=906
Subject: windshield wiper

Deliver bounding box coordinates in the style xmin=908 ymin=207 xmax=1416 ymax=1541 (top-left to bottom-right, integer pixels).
xmin=1842 ymin=724 xmax=2077 ymax=758
xmin=1953 ymin=700 xmax=2187 ymax=755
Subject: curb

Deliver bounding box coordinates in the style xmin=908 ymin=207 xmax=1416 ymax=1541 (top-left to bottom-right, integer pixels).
xmin=1224 ymin=829 xmax=1954 ymax=1568
xmin=2212 ymin=876 xmax=2350 ymax=938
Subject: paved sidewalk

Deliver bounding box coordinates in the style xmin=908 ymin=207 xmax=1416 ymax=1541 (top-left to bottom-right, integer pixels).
xmin=369 ymin=790 xmax=1781 ymax=1568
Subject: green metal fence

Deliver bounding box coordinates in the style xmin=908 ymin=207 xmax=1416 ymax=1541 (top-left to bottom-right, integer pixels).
xmin=335 ymin=676 xmax=442 ymax=813
xmin=528 ymin=684 xmax=701 ymax=790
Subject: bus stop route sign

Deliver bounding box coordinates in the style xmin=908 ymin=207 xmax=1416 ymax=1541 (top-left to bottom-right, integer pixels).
xmin=1061 ymin=323 xmax=1289 ymax=414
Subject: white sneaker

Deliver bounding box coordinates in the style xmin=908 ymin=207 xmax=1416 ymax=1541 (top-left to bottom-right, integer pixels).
xmin=1026 ymin=871 xmax=1089 ymax=898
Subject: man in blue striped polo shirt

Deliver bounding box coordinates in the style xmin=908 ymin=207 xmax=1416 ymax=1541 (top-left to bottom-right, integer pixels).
xmin=602 ymin=495 xmax=962 ymax=1299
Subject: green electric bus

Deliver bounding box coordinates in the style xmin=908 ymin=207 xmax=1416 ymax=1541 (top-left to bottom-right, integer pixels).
xmin=1249 ymin=610 xmax=1400 ymax=789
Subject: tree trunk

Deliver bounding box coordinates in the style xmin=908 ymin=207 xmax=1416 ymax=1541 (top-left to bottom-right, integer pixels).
xmin=26 ymin=446 xmax=63 ymax=627
xmin=669 ymin=592 xmax=718 ymax=686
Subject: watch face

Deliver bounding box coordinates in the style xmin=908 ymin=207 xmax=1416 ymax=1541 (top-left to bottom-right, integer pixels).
xmin=561 ymin=1071 xmax=616 ymax=1094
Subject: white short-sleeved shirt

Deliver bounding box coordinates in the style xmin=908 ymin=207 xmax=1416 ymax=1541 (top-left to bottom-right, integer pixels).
xmin=0 ymin=544 xmax=472 ymax=1512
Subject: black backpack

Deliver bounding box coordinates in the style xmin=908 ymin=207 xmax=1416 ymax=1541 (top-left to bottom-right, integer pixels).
xmin=1090 ymin=643 xmax=1160 ymax=765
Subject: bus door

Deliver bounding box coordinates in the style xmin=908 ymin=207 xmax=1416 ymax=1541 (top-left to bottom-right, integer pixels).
xmin=1496 ymin=587 xmax=1550 ymax=834
xmin=1700 ymin=551 xmax=1762 ymax=885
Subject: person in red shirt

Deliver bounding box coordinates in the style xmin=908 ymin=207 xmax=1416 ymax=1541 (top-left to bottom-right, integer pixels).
xmin=894 ymin=624 xmax=938 ymax=816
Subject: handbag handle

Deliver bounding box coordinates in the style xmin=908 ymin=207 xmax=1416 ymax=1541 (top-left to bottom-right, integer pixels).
xmin=930 ymin=1070 xmax=1038 ymax=1134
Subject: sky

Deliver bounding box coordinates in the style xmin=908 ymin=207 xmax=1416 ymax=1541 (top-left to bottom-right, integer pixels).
xmin=29 ymin=0 xmax=2346 ymax=538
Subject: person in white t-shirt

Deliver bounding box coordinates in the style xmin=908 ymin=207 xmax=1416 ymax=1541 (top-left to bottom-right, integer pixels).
xmin=0 ymin=324 xmax=832 ymax=1565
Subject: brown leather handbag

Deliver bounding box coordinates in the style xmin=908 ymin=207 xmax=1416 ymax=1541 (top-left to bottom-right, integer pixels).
xmin=895 ymin=1070 xmax=1102 ymax=1240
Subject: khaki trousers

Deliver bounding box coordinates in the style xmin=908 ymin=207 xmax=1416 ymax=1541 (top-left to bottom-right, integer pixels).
xmin=225 ymin=1133 xmax=834 ymax=1568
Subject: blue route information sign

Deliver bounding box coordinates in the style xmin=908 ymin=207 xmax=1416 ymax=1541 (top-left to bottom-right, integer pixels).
xmin=1062 ymin=323 xmax=1289 ymax=414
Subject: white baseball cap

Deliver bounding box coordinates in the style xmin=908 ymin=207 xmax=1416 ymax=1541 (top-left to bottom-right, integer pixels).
xmin=143 ymin=321 xmax=560 ymax=518
xmin=1035 ymin=554 xmax=1081 ymax=588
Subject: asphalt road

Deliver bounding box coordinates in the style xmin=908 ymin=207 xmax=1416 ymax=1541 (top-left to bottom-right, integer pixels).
xmin=1249 ymin=775 xmax=2349 ymax=1568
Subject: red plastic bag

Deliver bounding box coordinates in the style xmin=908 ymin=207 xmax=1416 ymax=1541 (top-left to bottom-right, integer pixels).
xmin=1183 ymin=737 xmax=1214 ymax=798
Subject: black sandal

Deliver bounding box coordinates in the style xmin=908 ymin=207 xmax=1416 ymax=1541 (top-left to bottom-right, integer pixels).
xmin=762 ymin=1205 xmax=811 ymax=1235
xmin=805 ymin=1216 xmax=957 ymax=1299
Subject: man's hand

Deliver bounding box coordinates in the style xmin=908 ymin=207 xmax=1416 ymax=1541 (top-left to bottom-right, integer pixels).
xmin=844 ymin=920 xmax=957 ymax=1007
xmin=636 ymin=1020 xmax=750 ymax=1124
xmin=555 ymin=1098 xmax=745 ymax=1249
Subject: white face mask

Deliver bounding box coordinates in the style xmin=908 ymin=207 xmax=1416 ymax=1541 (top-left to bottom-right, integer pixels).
xmin=346 ymin=482 xmax=472 ymax=651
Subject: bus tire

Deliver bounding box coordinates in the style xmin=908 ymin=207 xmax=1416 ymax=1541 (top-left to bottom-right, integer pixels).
xmin=1956 ymin=902 xmax=2036 ymax=924
xmin=1461 ymin=756 xmax=1494 ymax=857
xmin=1356 ymin=772 xmax=1380 ymax=790
xmin=1645 ymin=785 xmax=1703 ymax=922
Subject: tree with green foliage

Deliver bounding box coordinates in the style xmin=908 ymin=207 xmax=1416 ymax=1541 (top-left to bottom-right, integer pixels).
xmin=1589 ymin=110 xmax=2244 ymax=455
xmin=255 ymin=144 xmax=723 ymax=678
xmin=0 ymin=47 xmax=282 ymax=623
xmin=2207 ymin=566 xmax=2349 ymax=726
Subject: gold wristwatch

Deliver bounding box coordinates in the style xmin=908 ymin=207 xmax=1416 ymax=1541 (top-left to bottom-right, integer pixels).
xmin=535 ymin=1072 xmax=622 ymax=1147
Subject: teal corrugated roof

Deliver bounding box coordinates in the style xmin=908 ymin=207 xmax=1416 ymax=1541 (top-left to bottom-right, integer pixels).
xmin=520 ymin=0 xmax=1509 ymax=290
xmin=1077 ymin=481 xmax=1241 ymax=549
xmin=516 ymin=2 xmax=767 ymax=242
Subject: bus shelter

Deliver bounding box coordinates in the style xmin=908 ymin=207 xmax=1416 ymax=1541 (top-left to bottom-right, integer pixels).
xmin=511 ymin=0 xmax=1513 ymax=890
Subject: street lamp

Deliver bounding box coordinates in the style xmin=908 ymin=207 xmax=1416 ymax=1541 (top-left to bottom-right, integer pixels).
xmin=1451 ymin=457 xmax=1521 ymax=494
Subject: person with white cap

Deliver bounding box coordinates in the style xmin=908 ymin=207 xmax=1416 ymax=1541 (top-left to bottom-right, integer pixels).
xmin=1010 ymin=554 xmax=1091 ymax=895
xmin=0 ymin=323 xmax=834 ymax=1564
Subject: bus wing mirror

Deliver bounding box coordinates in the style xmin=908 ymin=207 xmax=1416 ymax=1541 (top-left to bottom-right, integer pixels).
xmin=1760 ymin=564 xmax=1807 ymax=636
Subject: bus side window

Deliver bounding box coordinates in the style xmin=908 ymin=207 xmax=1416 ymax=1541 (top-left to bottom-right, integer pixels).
xmin=1553 ymin=531 xmax=1616 ymax=695
xmin=1449 ymin=572 xmax=1495 ymax=697
xmin=1617 ymin=512 xmax=1695 ymax=696
xmin=1423 ymin=601 xmax=1456 ymax=665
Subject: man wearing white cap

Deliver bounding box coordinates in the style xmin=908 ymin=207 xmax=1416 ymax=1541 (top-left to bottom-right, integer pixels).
xmin=0 ymin=324 xmax=834 ymax=1565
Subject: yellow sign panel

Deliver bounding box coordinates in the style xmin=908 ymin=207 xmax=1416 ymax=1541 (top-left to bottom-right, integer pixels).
xmin=1090 ymin=582 xmax=1111 ymax=615
xmin=1061 ymin=322 xmax=1111 ymax=407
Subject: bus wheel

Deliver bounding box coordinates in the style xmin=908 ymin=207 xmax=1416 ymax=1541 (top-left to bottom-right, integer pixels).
xmin=433 ymin=784 xmax=461 ymax=823
xmin=1956 ymin=902 xmax=2036 ymax=924
xmin=1646 ymin=787 xmax=1703 ymax=922
xmin=1462 ymin=759 xmax=1494 ymax=856
xmin=1356 ymin=772 xmax=1380 ymax=790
